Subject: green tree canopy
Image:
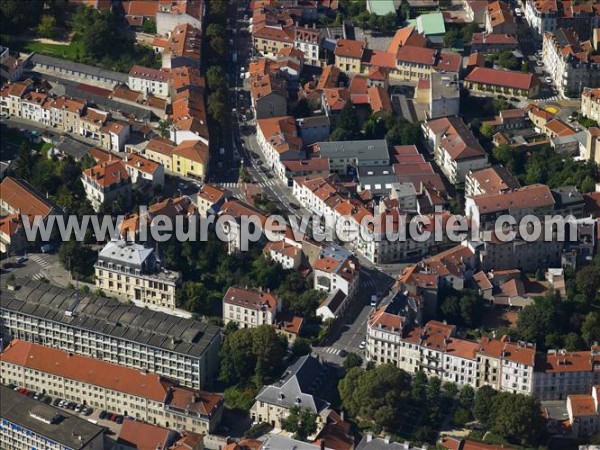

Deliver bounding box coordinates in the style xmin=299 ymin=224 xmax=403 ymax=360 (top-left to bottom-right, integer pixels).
xmin=282 ymin=406 xmax=318 ymax=441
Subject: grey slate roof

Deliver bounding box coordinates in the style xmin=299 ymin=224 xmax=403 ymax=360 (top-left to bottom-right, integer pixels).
xmin=0 ymin=280 xmax=220 ymax=358
xmin=55 ymin=136 xmax=90 ymax=161
xmin=262 ymin=435 xmax=334 ymax=450
xmin=0 ymin=386 xmax=104 ymax=449
xmin=356 ymin=435 xmax=426 ymax=450
xmin=29 ymin=53 xmax=128 ymax=84
xmin=316 ymin=139 xmax=390 ymax=162
xmin=255 ymin=355 xmax=330 ymax=414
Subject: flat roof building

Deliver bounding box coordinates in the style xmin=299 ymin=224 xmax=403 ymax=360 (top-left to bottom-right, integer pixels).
xmin=0 ymin=279 xmax=220 ymax=390
xmin=0 ymin=385 xmax=104 ymax=450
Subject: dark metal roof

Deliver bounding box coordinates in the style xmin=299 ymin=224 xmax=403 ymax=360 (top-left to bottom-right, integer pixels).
xmin=1 ymin=280 xmax=220 ymax=358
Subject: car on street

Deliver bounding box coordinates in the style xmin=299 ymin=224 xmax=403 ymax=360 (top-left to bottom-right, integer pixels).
xmin=536 ymin=61 xmax=544 ymax=66
xmin=545 ymin=77 xmax=553 ymax=84
xmin=115 ymin=415 xmax=124 ymax=424
xmin=52 ymin=398 xmax=61 ymax=406
xmin=359 ymin=340 xmax=366 ymax=350
xmin=99 ymin=410 xmax=108 ymax=420
xmin=338 ymin=349 xmax=348 ymax=358
xmin=15 ymin=256 xmax=27 ymax=265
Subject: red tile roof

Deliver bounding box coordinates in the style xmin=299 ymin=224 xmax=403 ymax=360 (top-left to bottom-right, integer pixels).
xmin=396 ymin=45 xmax=436 ymax=66
xmin=1 ymin=340 xmax=171 ymax=402
xmin=334 ymin=39 xmax=365 ymax=58
xmin=0 ymin=177 xmax=56 ymax=218
xmin=472 ymin=184 xmax=554 ymax=214
xmin=223 ymin=286 xmax=279 ymax=312
xmin=117 ymin=421 xmax=171 ymax=450
xmin=466 ymin=67 xmax=539 ymax=91
xmin=83 ymin=160 xmax=130 ymax=188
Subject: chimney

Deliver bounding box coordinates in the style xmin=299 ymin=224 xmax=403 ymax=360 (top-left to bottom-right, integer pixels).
xmin=366 ymin=433 xmax=373 ymax=443
xmin=320 ymin=440 xmax=325 ymax=450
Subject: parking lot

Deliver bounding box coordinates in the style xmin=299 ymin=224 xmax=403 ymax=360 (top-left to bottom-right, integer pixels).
xmin=6 ymin=383 xmax=124 ymax=437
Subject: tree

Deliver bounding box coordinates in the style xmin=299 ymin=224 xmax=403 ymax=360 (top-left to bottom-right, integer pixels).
xmin=339 ymin=365 xmax=411 ymax=429
xmin=411 ymin=370 xmax=427 ymax=401
xmin=442 ymin=381 xmax=458 ymax=399
xmin=473 ymin=385 xmax=498 ymax=427
xmin=480 ymin=122 xmax=495 ymax=139
xmin=292 ymin=99 xmax=311 ymax=118
xmin=490 ymin=392 xmax=544 ymax=445
xmin=206 ymin=23 xmax=226 ymax=40
xmin=207 ymin=91 xmax=227 ymax=122
xmin=426 ymin=376 xmax=442 ymax=402
xmin=141 ymin=19 xmax=156 ymax=34
xmin=496 ymin=50 xmax=519 ymax=70
xmin=157 ymin=120 xmax=171 ymax=138
xmin=282 ymin=406 xmax=318 ymax=441
xmin=385 ymin=121 xmax=420 ymax=146
xmin=443 ymin=28 xmax=459 ymax=48
xmin=206 ymin=66 xmax=227 ymax=92
xmin=58 ymin=240 xmax=97 ymax=278
xmin=582 ymin=312 xmax=600 ymax=346
xmin=517 ymin=295 xmax=559 ymax=348
xmin=0 ymin=0 xmax=42 ymax=34
xmin=344 ymin=352 xmax=363 ymax=370
xmin=459 ymin=385 xmax=475 ymax=409
xmin=37 ymin=15 xmax=57 ymax=39
xmin=291 ymin=338 xmax=312 ymax=358
xmin=13 ymin=141 xmax=35 ymax=180
xmin=177 ymin=281 xmax=211 ymax=315
xmin=333 ymin=101 xmax=360 ymax=139
xmin=453 ymin=407 xmax=471 ymax=427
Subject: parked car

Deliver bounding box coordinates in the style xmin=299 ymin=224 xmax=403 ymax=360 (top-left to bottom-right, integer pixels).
xmin=59 ymin=400 xmax=67 ymax=407
xmin=545 ymin=77 xmax=553 ymax=84
xmin=15 ymin=256 xmax=27 ymax=265
xmin=75 ymin=404 xmax=82 ymax=413
xmin=99 ymin=410 xmax=108 ymax=420
xmin=52 ymin=398 xmax=61 ymax=406
xmin=115 ymin=416 xmax=124 ymax=424
xmin=359 ymin=340 xmax=366 ymax=350
xmin=110 ymin=413 xmax=118 ymax=421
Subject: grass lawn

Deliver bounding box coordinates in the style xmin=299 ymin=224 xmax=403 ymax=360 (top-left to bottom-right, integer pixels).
xmin=16 ymin=39 xmax=84 ymax=60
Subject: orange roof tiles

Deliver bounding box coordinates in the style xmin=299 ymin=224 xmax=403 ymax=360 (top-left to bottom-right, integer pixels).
xmin=83 ymin=160 xmax=130 ymax=188
xmin=568 ymin=395 xmax=598 ymax=416
xmin=253 ymin=24 xmax=294 ymax=43
xmin=0 ymin=177 xmax=56 ymax=218
xmin=1 ymin=340 xmax=171 ymax=402
xmin=167 ymin=386 xmax=222 ymax=416
xmin=124 ymin=0 xmax=160 ymax=17
xmin=388 ymin=26 xmax=428 ymax=55
xmin=223 ymin=286 xmax=279 ymax=312
xmin=256 ymin=116 xmax=302 ymax=155
xmin=466 ymin=67 xmax=539 ymax=91
xmin=166 ymin=23 xmax=202 ymax=61
xmin=445 ymin=338 xmax=479 ymax=360
xmin=334 ymin=39 xmax=365 ymax=58
xmin=396 ymin=45 xmax=436 ymax=65
xmin=129 ymin=65 xmax=170 ymax=82
xmin=123 ymin=152 xmax=160 ymax=174
xmin=426 ymin=116 xmax=487 ymax=161
xmin=545 ymin=118 xmax=577 ymax=137
xmin=117 ymin=420 xmax=171 ymax=449
xmin=0 ymin=214 xmax=23 ymax=237
xmin=198 ymin=184 xmax=228 ymax=203
xmin=469 ymin=166 xmax=521 ymax=194
xmin=539 ymin=351 xmax=593 ymax=373
xmin=316 ymin=65 xmax=341 ymax=90
xmin=502 ymin=341 xmax=536 ymax=366
xmin=472 ymin=184 xmax=554 ymax=214
xmin=367 ymin=86 xmax=392 ymax=113
xmin=145 ymin=137 xmax=176 ymax=156
xmin=173 ymin=140 xmax=209 ymax=164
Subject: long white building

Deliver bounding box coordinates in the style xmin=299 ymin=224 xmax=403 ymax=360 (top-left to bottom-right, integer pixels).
xmin=0 ymin=280 xmax=220 ymax=390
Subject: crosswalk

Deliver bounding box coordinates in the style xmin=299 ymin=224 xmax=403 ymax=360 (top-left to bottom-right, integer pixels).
xmin=323 ymin=347 xmax=343 ymax=355
xmin=361 ymin=278 xmax=378 ymax=290
xmin=217 ymin=179 xmax=280 ymax=189
xmin=29 ymin=254 xmax=51 ymax=270
xmin=33 ymin=271 xmax=48 ymax=281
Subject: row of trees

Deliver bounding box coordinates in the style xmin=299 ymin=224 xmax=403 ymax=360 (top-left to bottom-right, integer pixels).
xmin=491 ymin=144 xmax=599 ymax=193
xmin=330 ymin=102 xmax=421 ymax=147
xmin=69 ymin=6 xmax=158 ymax=72
xmin=338 ymin=364 xmax=545 ymax=446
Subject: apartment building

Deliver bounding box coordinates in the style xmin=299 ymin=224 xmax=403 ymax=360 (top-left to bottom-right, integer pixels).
xmin=156 ymin=0 xmax=204 ymax=36
xmin=142 ymin=136 xmax=176 ymax=171
xmin=81 ymin=159 xmax=131 ymax=212
xmin=534 ymin=349 xmax=600 ymax=400
xmin=313 ymin=246 xmax=360 ymax=300
xmin=525 ymin=0 xmax=559 ymax=38
xmin=161 ymin=23 xmax=202 ymax=69
xmin=0 ymin=176 xmax=59 ymax=221
xmin=485 ymin=1 xmax=516 ymax=34
xmin=251 ymin=355 xmax=331 ymax=432
xmin=470 ymin=32 xmax=519 ymax=53
xmin=582 ymin=87 xmax=600 ymax=123
xmin=0 ymin=340 xmax=224 ymax=434
xmin=465 ymin=165 xmax=521 ymax=197
xmin=294 ymin=26 xmax=320 ymax=66
xmin=392 ymin=46 xmax=462 ymax=83
xmin=334 ymin=39 xmax=365 ymax=74
xmin=0 ymin=386 xmax=104 ymax=450
xmin=95 ymin=240 xmax=181 ymax=309
xmin=197 ymin=183 xmax=229 ymax=217
xmin=172 ymin=140 xmax=210 ymax=180
xmin=465 ymin=67 xmax=541 ymax=99
xmin=222 ymin=286 xmax=280 ymax=328
xmin=542 ymin=28 xmax=600 ymax=97
xmin=249 ymin=72 xmax=288 ymax=119
xmin=256 ymin=116 xmax=304 ymax=176
xmin=0 ymin=280 xmax=221 ymax=390
xmin=263 ymin=240 xmax=303 ymax=270
xmin=422 ymin=116 xmax=489 ymax=184
xmin=128 ymin=65 xmax=171 ymax=99
xmin=0 ymin=78 xmax=32 ymax=116
xmin=314 ymin=139 xmax=390 ymax=174
xmin=20 ymin=90 xmax=47 ymax=122
xmin=253 ymin=25 xmax=294 ymax=58
xmin=465 ymin=183 xmax=555 ymax=231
